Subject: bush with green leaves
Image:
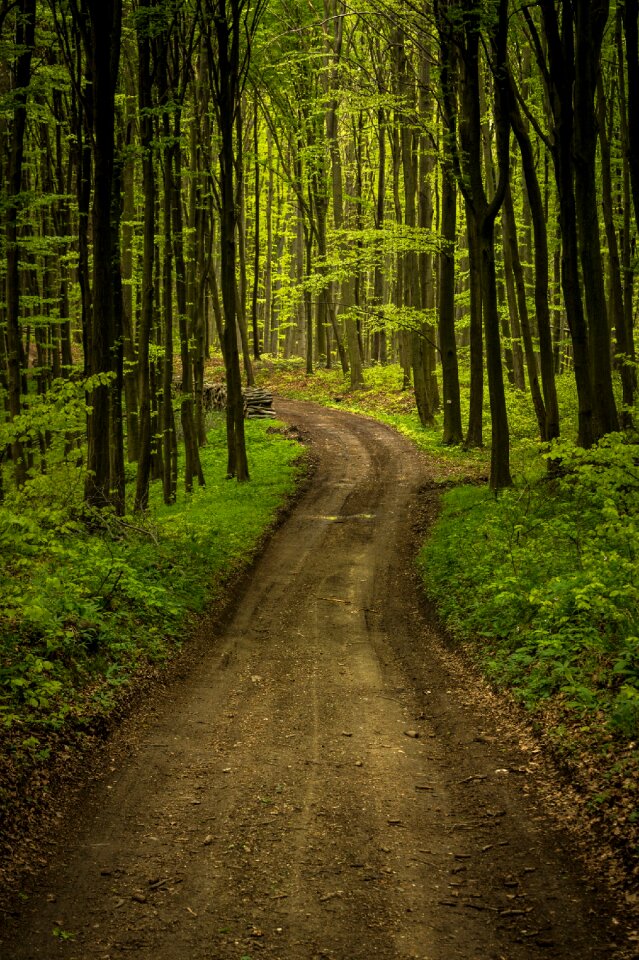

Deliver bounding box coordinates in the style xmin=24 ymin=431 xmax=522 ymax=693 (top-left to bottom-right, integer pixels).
xmin=419 ymin=431 xmax=639 ymax=736
xmin=0 ymin=417 xmax=304 ymax=740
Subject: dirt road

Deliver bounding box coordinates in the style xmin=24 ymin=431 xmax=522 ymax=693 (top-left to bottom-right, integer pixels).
xmin=0 ymin=401 xmax=630 ymax=959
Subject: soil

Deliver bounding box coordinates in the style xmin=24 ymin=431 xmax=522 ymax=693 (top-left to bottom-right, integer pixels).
xmin=0 ymin=400 xmax=635 ymax=959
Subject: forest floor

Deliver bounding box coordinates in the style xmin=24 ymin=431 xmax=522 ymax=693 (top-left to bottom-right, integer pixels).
xmin=1 ymin=400 xmax=636 ymax=959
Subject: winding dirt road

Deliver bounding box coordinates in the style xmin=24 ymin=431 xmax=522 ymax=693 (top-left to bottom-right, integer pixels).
xmin=0 ymin=401 xmax=630 ymax=958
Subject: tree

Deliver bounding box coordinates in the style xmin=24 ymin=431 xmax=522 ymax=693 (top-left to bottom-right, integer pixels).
xmin=5 ymin=0 xmax=37 ymax=488
xmin=437 ymin=0 xmax=513 ymax=489
xmin=203 ymin=0 xmax=265 ymax=481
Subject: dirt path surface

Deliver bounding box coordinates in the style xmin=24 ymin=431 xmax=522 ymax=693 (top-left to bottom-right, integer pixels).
xmin=0 ymin=401 xmax=631 ymax=959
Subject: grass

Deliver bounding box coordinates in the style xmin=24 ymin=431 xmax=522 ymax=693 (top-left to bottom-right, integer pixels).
xmin=0 ymin=416 xmax=305 ymax=747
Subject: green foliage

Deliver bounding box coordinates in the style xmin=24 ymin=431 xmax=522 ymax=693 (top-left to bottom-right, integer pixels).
xmin=0 ymin=419 xmax=304 ymax=738
xmin=419 ymin=431 xmax=639 ymax=736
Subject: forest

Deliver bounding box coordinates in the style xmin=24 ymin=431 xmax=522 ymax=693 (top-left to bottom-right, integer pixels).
xmin=1 ymin=0 xmax=639 ymax=885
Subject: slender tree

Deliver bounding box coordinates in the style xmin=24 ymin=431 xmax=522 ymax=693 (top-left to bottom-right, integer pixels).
xmin=5 ymin=0 xmax=37 ymax=487
xmin=203 ymin=0 xmax=265 ymax=480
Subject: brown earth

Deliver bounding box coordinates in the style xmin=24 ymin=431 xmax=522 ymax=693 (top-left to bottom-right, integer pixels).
xmin=0 ymin=400 xmax=634 ymax=959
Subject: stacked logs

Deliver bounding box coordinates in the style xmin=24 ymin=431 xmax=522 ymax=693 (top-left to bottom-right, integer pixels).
xmin=202 ymin=382 xmax=227 ymax=411
xmin=243 ymin=387 xmax=276 ymax=419
xmin=181 ymin=381 xmax=275 ymax=419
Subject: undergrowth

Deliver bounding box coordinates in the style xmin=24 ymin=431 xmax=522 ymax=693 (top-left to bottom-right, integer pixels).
xmin=419 ymin=433 xmax=639 ymax=739
xmin=0 ymin=414 xmax=303 ymax=756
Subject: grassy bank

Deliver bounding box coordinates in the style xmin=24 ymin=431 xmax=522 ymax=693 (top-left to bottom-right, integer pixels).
xmin=0 ymin=417 xmax=304 ymax=764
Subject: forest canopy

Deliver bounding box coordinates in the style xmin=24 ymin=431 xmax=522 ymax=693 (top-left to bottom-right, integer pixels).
xmin=0 ymin=0 xmax=637 ymax=499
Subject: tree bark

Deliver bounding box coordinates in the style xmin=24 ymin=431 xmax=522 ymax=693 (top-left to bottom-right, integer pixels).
xmin=436 ymin=13 xmax=463 ymax=444
xmin=507 ymin=66 xmax=559 ymax=441
xmin=84 ymin=0 xmax=123 ymax=509
xmin=134 ymin=2 xmax=155 ymax=511
xmin=503 ymin=182 xmax=547 ymax=438
xmin=5 ymin=0 xmax=36 ymax=487
xmin=538 ymin=1 xmax=596 ymax=447
xmin=251 ymin=98 xmax=261 ymax=360
xmin=573 ymin=0 xmax=618 ymax=435
xmin=206 ymin=0 xmax=250 ymax=481
xmin=454 ymin=0 xmax=512 ymax=487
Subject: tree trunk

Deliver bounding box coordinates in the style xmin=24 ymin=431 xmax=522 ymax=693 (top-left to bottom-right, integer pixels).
xmin=134 ymin=3 xmax=154 ymax=511
xmin=325 ymin=0 xmax=362 ymax=389
xmin=623 ymin=0 xmax=639 ymax=232
xmin=120 ymin=111 xmax=139 ymax=461
xmin=235 ymin=103 xmax=255 ymax=386
xmin=573 ymin=0 xmax=618 ymax=436
xmin=439 ymin=162 xmax=463 ymax=445
xmin=372 ymin=107 xmax=387 ymax=364
xmin=251 ymin=99 xmax=261 ymax=360
xmin=597 ymin=70 xmax=635 ymax=424
xmin=5 ymin=0 xmax=36 ymax=487
xmin=617 ymin=8 xmax=638 ymax=420
xmin=207 ymin=0 xmax=249 ymax=481
xmin=507 ymin=67 xmax=559 ymax=441
xmin=158 ymin=49 xmax=178 ymax=504
xmin=84 ymin=0 xmax=123 ymax=509
xmin=436 ymin=17 xmax=463 ymax=445
xmin=538 ymin=1 xmax=596 ymax=447
xmin=454 ymin=0 xmax=512 ymax=486
xmin=503 ymin=182 xmax=547 ymax=438
xmin=172 ymin=110 xmax=204 ymax=491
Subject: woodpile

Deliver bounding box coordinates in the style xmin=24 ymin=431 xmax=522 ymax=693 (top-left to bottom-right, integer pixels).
xmin=202 ymin=382 xmax=227 ymax=411
xmin=243 ymin=387 xmax=276 ymax=419
xmin=176 ymin=381 xmax=275 ymax=419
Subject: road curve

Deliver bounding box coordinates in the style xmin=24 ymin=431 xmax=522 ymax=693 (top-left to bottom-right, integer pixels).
xmin=0 ymin=400 xmax=627 ymax=959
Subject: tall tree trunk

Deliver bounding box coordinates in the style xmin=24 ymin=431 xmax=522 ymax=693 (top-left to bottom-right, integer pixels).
xmin=206 ymin=0 xmax=250 ymax=481
xmin=573 ymin=0 xmax=618 ymax=435
xmin=158 ymin=48 xmax=178 ymax=504
xmin=617 ymin=8 xmax=637 ymax=418
xmin=372 ymin=106 xmax=387 ymax=364
xmin=503 ymin=182 xmax=547 ymax=438
xmin=623 ymin=0 xmax=639 ymax=233
xmin=396 ymin=24 xmax=433 ymax=425
xmin=134 ymin=3 xmax=154 ymax=512
xmin=110 ymin=133 xmax=126 ymax=515
xmin=5 ymin=0 xmax=36 ymax=487
xmin=419 ymin=41 xmax=440 ymax=411
xmin=172 ymin=109 xmax=205 ymax=491
xmin=436 ymin=17 xmax=462 ymax=444
xmin=84 ymin=0 xmax=123 ymax=509
xmin=235 ymin=103 xmax=255 ymax=385
xmin=263 ymin=131 xmax=274 ymax=356
xmin=325 ymin=0 xmax=362 ymax=389
xmin=597 ymin=70 xmax=635 ymax=424
xmin=507 ymin=67 xmax=560 ymax=442
xmin=120 ymin=110 xmax=139 ymax=461
xmin=538 ymin=1 xmax=596 ymax=447
xmin=453 ymin=0 xmax=512 ymax=487
xmin=251 ymin=98 xmax=261 ymax=360
xmin=439 ymin=163 xmax=463 ymax=445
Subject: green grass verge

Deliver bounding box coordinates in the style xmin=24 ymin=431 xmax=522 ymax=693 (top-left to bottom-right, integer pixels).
xmin=419 ymin=433 xmax=639 ymax=738
xmin=0 ymin=417 xmax=304 ymax=754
